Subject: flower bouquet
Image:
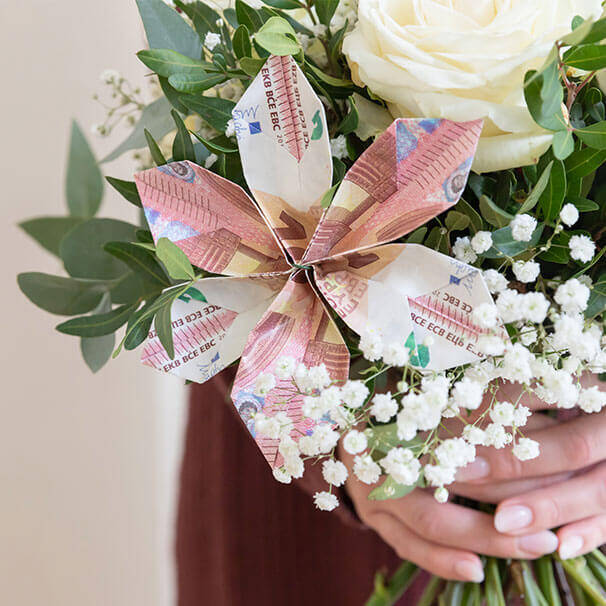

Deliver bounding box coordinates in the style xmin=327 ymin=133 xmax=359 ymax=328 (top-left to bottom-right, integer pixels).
xmin=18 ymin=0 xmax=606 ymax=604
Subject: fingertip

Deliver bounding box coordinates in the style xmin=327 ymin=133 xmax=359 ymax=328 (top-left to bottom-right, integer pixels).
xmin=453 ymin=557 xmax=484 ymax=583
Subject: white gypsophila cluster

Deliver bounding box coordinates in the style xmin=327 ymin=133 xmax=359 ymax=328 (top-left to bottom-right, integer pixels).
xmin=330 ymin=135 xmax=348 ymax=159
xmin=560 ymin=203 xmax=579 ymax=226
xmin=204 ymin=32 xmax=222 ymax=51
xmin=569 ymin=234 xmax=596 ymax=263
xmin=252 ymin=238 xmax=604 ymax=511
xmin=453 ymin=236 xmax=477 ymax=263
xmin=510 ymin=214 xmax=537 ymax=241
xmin=471 ymin=231 xmax=493 ymax=254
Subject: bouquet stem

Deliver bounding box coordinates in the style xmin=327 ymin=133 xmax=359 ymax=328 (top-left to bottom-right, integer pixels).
xmin=366 ymin=552 xmax=606 ymax=605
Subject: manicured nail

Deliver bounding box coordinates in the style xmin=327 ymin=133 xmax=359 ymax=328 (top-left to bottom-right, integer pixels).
xmin=456 ymin=457 xmax=490 ymax=482
xmin=454 ymin=560 xmax=485 ymax=583
xmin=519 ymin=531 xmax=559 ymax=556
xmin=559 ymin=535 xmax=584 ymax=560
xmin=495 ymin=505 xmax=533 ymax=533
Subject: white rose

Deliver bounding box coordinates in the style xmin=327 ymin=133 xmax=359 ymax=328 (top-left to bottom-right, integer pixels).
xmin=343 ymin=0 xmax=602 ymax=173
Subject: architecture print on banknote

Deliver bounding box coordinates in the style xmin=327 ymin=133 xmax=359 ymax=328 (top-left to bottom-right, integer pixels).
xmin=134 ymin=54 xmax=503 ymax=468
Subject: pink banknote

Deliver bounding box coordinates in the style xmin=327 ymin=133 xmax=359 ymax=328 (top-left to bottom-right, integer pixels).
xmin=133 ymin=54 xmax=500 ymax=468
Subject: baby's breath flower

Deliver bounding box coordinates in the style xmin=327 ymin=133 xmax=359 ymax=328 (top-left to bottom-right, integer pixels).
xmin=483 ymin=269 xmax=508 ymax=294
xmin=512 ymin=260 xmax=540 ymax=283
xmin=434 ymin=486 xmax=449 ymax=503
xmin=471 ymin=231 xmax=493 ymax=254
xmin=555 ymin=278 xmax=590 ymax=314
xmin=513 ymin=438 xmax=540 ymax=461
xmin=343 ymin=429 xmax=368 ymax=454
xmin=370 ymin=392 xmax=398 ymax=422
xmin=330 ymin=135 xmax=348 ymax=159
xmin=353 ymin=454 xmax=382 ymax=484
xmin=322 ymin=459 xmax=348 ymax=486
xmin=341 ymin=380 xmax=369 ymax=408
xmin=453 ymin=236 xmax=477 ymax=263
xmin=560 ymin=203 xmax=579 ymax=226
xmin=569 ymin=234 xmax=596 ymax=263
xmin=204 ymin=31 xmax=222 ymax=51
xmin=472 ymin=302 xmax=499 ymax=328
xmin=510 ymin=214 xmax=537 ymax=242
xmin=313 ymin=491 xmax=339 ymax=511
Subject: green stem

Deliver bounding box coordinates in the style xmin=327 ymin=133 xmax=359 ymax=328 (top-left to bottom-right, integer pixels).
xmin=418 ymin=576 xmax=443 ymax=606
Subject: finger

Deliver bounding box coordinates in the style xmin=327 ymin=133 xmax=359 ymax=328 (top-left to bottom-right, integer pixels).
xmin=452 ymin=470 xmax=573 ymax=504
xmin=493 ymin=463 xmax=606 ymax=536
xmin=457 ymin=411 xmax=606 ymax=483
xmin=557 ymin=514 xmax=606 ymax=560
xmin=367 ymin=510 xmax=485 ymax=582
xmin=389 ymin=488 xmax=558 ymax=559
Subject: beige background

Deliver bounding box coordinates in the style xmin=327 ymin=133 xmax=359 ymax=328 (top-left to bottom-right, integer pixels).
xmin=1 ymin=2 xmax=186 ymax=605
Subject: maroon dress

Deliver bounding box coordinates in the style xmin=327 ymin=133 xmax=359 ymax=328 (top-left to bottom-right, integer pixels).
xmin=176 ymin=369 xmax=426 ymax=605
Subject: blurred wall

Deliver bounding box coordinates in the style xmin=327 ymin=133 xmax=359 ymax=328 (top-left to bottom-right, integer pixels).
xmin=0 ymin=2 xmax=186 ymax=605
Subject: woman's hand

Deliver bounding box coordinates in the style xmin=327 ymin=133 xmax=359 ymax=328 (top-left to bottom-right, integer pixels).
xmin=340 ymin=443 xmax=559 ymax=583
xmin=455 ymin=409 xmax=606 ymax=559
xmin=452 ymin=374 xmax=606 ymax=559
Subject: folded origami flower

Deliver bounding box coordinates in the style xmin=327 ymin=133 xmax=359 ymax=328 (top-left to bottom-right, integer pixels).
xmin=134 ymin=55 xmax=497 ymax=467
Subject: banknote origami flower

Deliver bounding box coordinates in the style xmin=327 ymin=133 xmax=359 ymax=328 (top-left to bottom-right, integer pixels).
xmin=134 ymin=55 xmax=498 ymax=467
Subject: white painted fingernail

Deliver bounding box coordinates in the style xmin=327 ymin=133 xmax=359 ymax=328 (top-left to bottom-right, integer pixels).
xmin=456 ymin=457 xmax=490 ymax=482
xmin=559 ymin=535 xmax=584 ymax=560
xmin=454 ymin=560 xmax=484 ymax=583
xmin=519 ymin=531 xmax=559 ymax=556
xmin=495 ymin=505 xmax=533 ymax=532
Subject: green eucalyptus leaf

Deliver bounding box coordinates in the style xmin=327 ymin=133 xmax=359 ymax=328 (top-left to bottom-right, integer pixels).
xmin=368 ymin=474 xmax=420 ymax=501
xmin=103 ymin=241 xmax=171 ymax=287
xmin=181 ymin=95 xmax=236 ymax=132
xmin=235 ymin=0 xmax=263 ymax=32
xmin=586 ymin=272 xmax=606 ymax=318
xmin=482 ymin=225 xmax=544 ymax=259
xmin=137 ymin=0 xmax=202 ymax=58
xmin=563 ymin=44 xmax=606 ymax=70
xmin=175 ymin=0 xmax=221 ymax=39
xmin=158 ymin=76 xmax=190 ymax=113
xmin=191 ymin=131 xmax=238 ymax=154
xmin=338 ymin=96 xmax=359 ymax=135
xmin=445 ymin=210 xmax=470 ymax=232
xmin=19 ymin=216 xmax=83 ymax=257
xmin=232 ymin=24 xmax=252 ymax=59
xmin=105 ymin=177 xmax=142 ymax=207
xmin=154 ymin=300 xmax=176 ymax=359
xmin=576 ymin=121 xmax=606 ymax=149
xmin=65 ymin=121 xmax=104 ymax=218
xmin=137 ymin=48 xmax=208 ymax=78
xmin=144 ymin=129 xmax=168 ymax=166
xmin=255 ymin=17 xmax=300 ymax=55
xmin=405 ymin=227 xmax=427 ymax=244
xmin=102 ymin=97 xmax=173 ymax=164
xmin=60 ymin=218 xmax=138 ymax=280
xmin=262 ymin=0 xmax=301 ymax=8
xmin=239 ymin=56 xmax=265 ymax=76
xmin=524 ymin=63 xmax=565 ymax=131
xmin=171 ymin=110 xmax=196 ymax=162
xmin=56 ymin=302 xmax=137 ymax=337
xmin=315 ymin=0 xmax=339 ymax=27
xmin=113 ymin=283 xmax=191 ymax=357
xmin=518 ymin=161 xmax=553 ymax=214
xmin=539 ymin=232 xmax=571 ymax=264
xmin=18 ymin=272 xmax=105 ymax=316
xmin=156 ymin=237 xmax=196 ymax=280
xmin=168 ymin=72 xmax=227 ymax=93
xmin=479 ymin=195 xmax=513 ymax=228
xmin=539 ymin=159 xmax=566 ymax=221
xmin=565 ymin=147 xmax=606 ymax=179
xmin=81 ymin=333 xmax=115 ymax=373
xmin=552 ymin=129 xmax=575 ymax=160
xmin=320 ymin=183 xmax=339 ymax=209
xmin=454 ymin=199 xmax=483 ymax=233
xmin=569 ymin=196 xmax=599 ymax=211
xmin=124 ymin=301 xmax=156 ymax=350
